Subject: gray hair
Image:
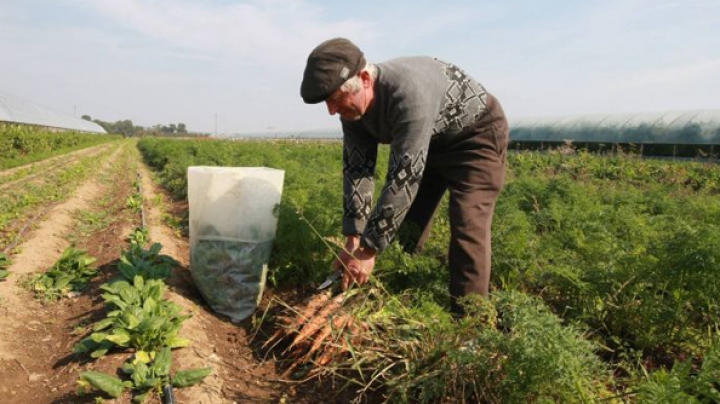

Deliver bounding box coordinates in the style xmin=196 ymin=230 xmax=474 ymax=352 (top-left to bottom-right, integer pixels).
xmin=339 ymin=62 xmax=378 ymax=93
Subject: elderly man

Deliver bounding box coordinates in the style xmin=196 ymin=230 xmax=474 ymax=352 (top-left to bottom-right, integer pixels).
xmin=300 ymin=38 xmax=508 ymax=314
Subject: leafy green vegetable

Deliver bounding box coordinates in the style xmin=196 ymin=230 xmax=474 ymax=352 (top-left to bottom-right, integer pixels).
xmin=80 ymin=348 xmax=211 ymax=403
xmin=172 ymin=367 xmax=213 ymax=388
xmin=77 ymin=371 xmax=127 ymax=398
xmin=0 ymin=252 xmax=10 ymax=280
xmin=127 ymin=227 xmax=150 ymax=247
xmin=74 ymin=276 xmax=190 ymax=357
xmin=126 ymin=193 xmax=143 ymax=213
xmin=117 ymin=242 xmax=176 ymax=281
xmin=29 ymin=245 xmax=97 ymax=300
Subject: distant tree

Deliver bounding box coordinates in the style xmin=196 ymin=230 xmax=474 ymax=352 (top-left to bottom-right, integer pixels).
xmin=114 ymin=120 xmax=137 ymax=137
xmin=90 ymin=118 xmax=138 ymax=137
xmin=85 ymin=116 xmax=199 ymax=137
xmin=92 ymin=119 xmax=112 ymax=133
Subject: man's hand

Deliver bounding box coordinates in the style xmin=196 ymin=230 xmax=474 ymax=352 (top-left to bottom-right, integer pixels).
xmin=333 ymin=236 xmax=377 ymax=290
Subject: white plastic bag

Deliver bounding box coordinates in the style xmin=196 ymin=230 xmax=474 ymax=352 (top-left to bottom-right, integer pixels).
xmin=188 ymin=166 xmax=285 ymax=322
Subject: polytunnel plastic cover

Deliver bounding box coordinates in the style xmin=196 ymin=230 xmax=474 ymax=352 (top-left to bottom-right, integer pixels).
xmin=509 ymin=110 xmax=720 ymax=144
xmin=0 ymin=90 xmax=106 ymax=133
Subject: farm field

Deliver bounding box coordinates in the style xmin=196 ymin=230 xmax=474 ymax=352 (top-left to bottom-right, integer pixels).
xmin=1 ymin=130 xmax=720 ymax=403
xmin=0 ymin=137 xmax=282 ymax=404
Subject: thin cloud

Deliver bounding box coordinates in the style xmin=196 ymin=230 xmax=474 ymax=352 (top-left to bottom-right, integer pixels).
xmin=71 ymin=0 xmax=368 ymax=62
xmin=616 ymin=59 xmax=720 ymax=89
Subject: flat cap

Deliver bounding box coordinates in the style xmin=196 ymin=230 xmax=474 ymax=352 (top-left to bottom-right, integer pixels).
xmin=300 ymin=38 xmax=365 ymax=104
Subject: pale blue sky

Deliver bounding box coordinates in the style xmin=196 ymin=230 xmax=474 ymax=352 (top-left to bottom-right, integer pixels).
xmin=1 ymin=0 xmax=718 ymax=133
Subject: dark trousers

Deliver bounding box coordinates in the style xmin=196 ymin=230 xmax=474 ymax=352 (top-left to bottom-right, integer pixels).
xmin=400 ymin=94 xmax=508 ymax=314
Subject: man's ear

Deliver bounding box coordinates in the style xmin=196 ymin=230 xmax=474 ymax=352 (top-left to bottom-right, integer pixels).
xmin=359 ymin=70 xmax=372 ymax=88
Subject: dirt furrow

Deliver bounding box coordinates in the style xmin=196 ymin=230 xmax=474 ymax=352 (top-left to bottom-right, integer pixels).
xmin=138 ymin=162 xmax=283 ymax=404
xmin=137 ymin=162 xmax=230 ymax=404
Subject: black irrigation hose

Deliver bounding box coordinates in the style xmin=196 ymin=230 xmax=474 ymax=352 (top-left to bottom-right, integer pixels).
xmin=136 ymin=170 xmax=147 ymax=230
xmin=162 ymin=384 xmax=176 ymax=404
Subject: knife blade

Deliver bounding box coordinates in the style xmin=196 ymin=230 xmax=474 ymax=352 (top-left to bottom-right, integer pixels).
xmin=317 ymin=271 xmax=342 ymax=290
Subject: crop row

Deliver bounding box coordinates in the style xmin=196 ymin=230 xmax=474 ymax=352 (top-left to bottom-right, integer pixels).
xmin=23 ymin=159 xmax=211 ymax=403
xmin=0 ymin=143 xmax=111 ymax=189
xmin=75 ymin=237 xmax=211 ymax=403
xmin=0 ymin=145 xmax=119 ymax=250
xmin=0 ymin=124 xmax=121 ymax=169
xmin=27 ymin=237 xmax=210 ymax=403
xmin=510 ymin=150 xmax=720 ymax=193
xmin=137 ymin=138 xmax=720 ymax=403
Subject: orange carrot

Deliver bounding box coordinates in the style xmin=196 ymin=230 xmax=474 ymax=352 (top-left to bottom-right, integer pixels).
xmin=261 ymin=313 xmax=297 ymax=349
xmin=314 ymin=345 xmax=337 ymax=366
xmin=290 ymin=291 xmax=331 ymax=330
xmin=262 ymin=327 xmax=288 ymax=350
xmin=289 ymin=293 xmax=345 ymax=349
xmin=305 ymin=312 xmax=352 ymax=361
xmin=275 ymin=315 xmax=293 ymax=326
xmin=264 ymin=292 xmax=337 ymax=352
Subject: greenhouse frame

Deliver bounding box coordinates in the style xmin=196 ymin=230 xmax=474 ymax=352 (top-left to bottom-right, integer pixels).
xmin=509 ymin=110 xmax=720 ymax=157
xmin=0 ymin=90 xmax=106 ymax=134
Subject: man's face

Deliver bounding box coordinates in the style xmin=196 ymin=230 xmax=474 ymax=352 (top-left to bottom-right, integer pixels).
xmin=325 ymin=87 xmax=365 ymax=121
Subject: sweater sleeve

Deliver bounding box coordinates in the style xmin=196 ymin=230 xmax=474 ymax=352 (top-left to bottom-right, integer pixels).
xmin=359 ymin=98 xmax=435 ymax=252
xmin=341 ymin=121 xmax=379 ymax=236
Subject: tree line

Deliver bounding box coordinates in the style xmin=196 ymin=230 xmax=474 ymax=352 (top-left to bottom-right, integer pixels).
xmin=81 ymin=116 xmax=207 ymax=138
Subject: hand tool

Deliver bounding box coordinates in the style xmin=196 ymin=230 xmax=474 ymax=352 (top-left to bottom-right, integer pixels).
xmin=317 ymin=271 xmax=342 ymax=290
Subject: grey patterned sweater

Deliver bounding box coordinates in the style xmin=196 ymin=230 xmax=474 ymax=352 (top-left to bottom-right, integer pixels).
xmin=341 ymin=56 xmax=489 ymax=252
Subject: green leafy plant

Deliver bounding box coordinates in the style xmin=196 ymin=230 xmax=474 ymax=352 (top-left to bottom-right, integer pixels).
xmin=347 ymin=290 xmax=610 ymax=403
xmin=162 ymin=211 xmax=188 ymax=238
xmin=74 ymin=276 xmax=190 ymax=358
xmin=634 ymin=335 xmax=720 ymax=403
xmin=0 ymin=252 xmax=10 ymax=280
xmin=29 ymin=246 xmax=97 ymax=300
xmin=0 ymin=123 xmax=120 ymax=169
xmin=77 ymin=371 xmax=126 ymax=399
xmin=127 ymin=227 xmax=150 ymax=247
xmin=77 ymin=348 xmax=212 ymax=403
xmin=117 ymin=242 xmax=176 ymax=281
xmin=126 ymin=193 xmax=143 ymax=213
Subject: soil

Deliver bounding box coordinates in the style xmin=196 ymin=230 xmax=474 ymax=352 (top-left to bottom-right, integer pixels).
xmin=0 ymin=143 xmax=352 ymax=404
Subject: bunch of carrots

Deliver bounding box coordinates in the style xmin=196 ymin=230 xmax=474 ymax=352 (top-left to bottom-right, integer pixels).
xmin=261 ymin=289 xmax=362 ymax=377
